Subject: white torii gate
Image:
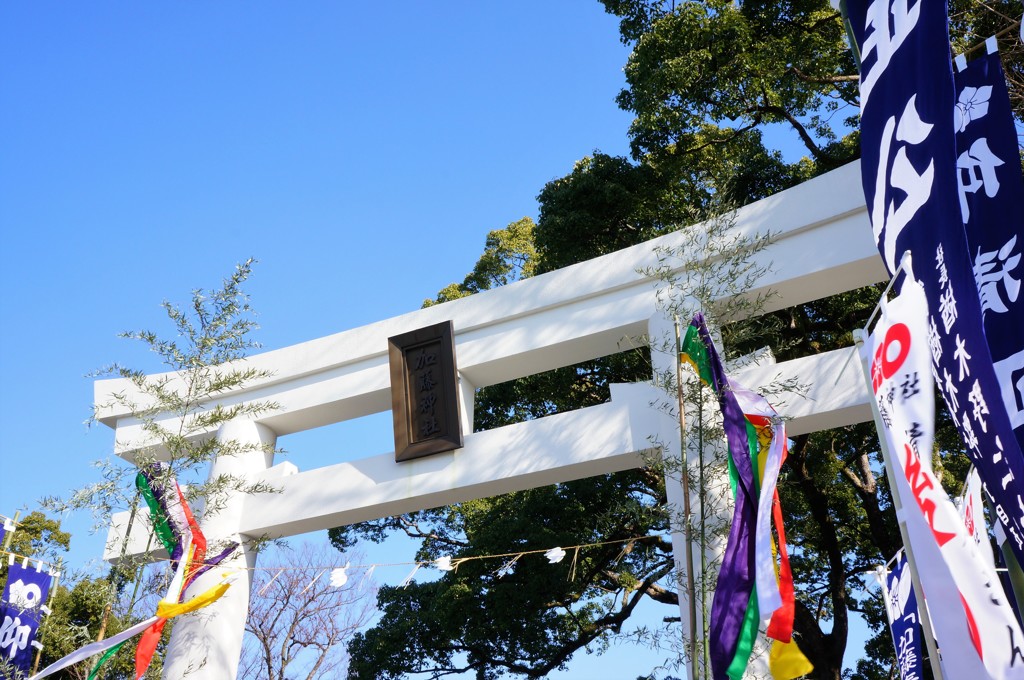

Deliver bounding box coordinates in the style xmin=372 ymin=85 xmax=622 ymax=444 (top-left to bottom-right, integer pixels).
xmin=96 ymin=160 xmax=886 ymax=678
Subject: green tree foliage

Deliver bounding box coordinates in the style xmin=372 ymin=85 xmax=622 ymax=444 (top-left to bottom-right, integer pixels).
xmin=1 ymin=512 xmax=70 ymax=578
xmin=607 ymin=0 xmax=1024 ymax=167
xmin=610 ymin=0 xmax=860 ymax=173
xmin=345 ymin=480 xmax=676 ymax=680
xmin=426 ymin=217 xmax=538 ymax=306
xmin=534 ymin=154 xmax=679 ymax=271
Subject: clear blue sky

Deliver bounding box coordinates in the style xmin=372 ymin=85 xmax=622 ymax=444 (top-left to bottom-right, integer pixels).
xmin=0 ymin=2 xmax=705 ymax=677
xmin=0 ymin=2 xmax=632 ymax=531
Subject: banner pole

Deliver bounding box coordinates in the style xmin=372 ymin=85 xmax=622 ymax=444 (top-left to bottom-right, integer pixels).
xmin=853 ymin=329 xmax=945 ymax=680
xmin=30 ymin=558 xmax=61 ymax=677
xmin=674 ymin=316 xmax=700 ymax=680
xmin=2 ymin=511 xmax=19 ymax=553
xmin=873 ymin=565 xmax=903 ymax=667
xmin=698 ymin=374 xmax=709 ymax=679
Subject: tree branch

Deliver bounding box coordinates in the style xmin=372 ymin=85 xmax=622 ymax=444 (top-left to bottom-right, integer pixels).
xmin=753 ymin=104 xmax=828 ymax=162
xmin=786 ymin=433 xmax=849 ymax=677
xmin=788 ymin=65 xmax=859 ymax=85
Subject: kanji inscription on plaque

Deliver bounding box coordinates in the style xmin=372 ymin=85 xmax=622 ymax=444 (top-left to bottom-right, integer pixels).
xmin=388 ymin=320 xmax=463 ymax=462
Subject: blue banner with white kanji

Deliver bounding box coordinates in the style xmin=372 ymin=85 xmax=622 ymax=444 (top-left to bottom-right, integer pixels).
xmin=846 ymin=0 xmax=1024 ymax=569
xmin=0 ymin=519 xmax=13 ymax=550
xmin=954 ymin=47 xmax=1024 ymax=454
xmin=885 ymin=551 xmax=924 ymax=680
xmin=0 ymin=562 xmax=52 ymax=678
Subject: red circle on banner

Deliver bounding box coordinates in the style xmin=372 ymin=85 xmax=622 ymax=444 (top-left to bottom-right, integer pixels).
xmin=881 ymin=322 xmax=911 ymax=379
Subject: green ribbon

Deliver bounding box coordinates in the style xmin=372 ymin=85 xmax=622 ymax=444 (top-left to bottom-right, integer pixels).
xmin=86 ymin=640 xmax=126 ymax=680
xmin=724 ymin=419 xmax=764 ymax=678
xmin=726 ymin=590 xmax=760 ymax=679
xmin=680 ymin=323 xmax=714 ymax=387
xmin=135 ymin=473 xmax=177 ymax=555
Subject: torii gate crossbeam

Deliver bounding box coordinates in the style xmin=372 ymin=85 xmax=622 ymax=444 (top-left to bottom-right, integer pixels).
xmin=96 ymin=160 xmax=886 ymax=678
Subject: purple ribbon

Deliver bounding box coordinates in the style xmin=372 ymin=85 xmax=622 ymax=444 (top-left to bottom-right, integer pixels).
xmin=692 ymin=314 xmax=758 ymax=679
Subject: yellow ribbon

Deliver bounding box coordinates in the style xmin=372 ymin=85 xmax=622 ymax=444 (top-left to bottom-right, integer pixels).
xmin=156 ymin=578 xmax=232 ymax=619
xmin=768 ymin=638 xmax=814 ymax=680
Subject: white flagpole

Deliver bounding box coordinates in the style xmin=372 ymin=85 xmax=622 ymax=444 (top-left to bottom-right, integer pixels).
xmin=873 ymin=565 xmax=901 ymax=664
xmin=674 ymin=316 xmax=700 ymax=680
xmin=852 ymin=327 xmax=945 ymax=680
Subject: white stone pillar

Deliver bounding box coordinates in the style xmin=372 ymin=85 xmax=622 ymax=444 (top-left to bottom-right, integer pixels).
xmin=649 ymin=310 xmax=729 ymax=680
xmin=458 ymin=371 xmax=476 ymax=435
xmin=647 ymin=313 xmax=699 ymax=637
xmin=162 ymin=420 xmax=277 ymax=680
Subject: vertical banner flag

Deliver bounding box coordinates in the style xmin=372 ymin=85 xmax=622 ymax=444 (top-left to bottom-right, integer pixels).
xmin=846 ymin=0 xmax=1024 ymax=568
xmin=954 ymin=46 xmax=1024 ymax=455
xmin=862 ymin=277 xmax=1024 ymax=678
xmin=0 ymin=562 xmax=51 ymax=677
xmin=961 ymin=466 xmax=999 ymax=572
xmin=879 ymin=551 xmax=924 ymax=680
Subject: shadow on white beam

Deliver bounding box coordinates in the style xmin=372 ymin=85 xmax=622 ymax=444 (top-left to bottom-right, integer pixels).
xmin=733 ymin=346 xmax=871 ymax=437
xmin=237 ymin=382 xmax=668 ymax=541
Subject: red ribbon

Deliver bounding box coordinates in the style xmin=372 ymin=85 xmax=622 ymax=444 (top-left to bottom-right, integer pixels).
xmin=134 ymin=617 xmax=167 ymax=679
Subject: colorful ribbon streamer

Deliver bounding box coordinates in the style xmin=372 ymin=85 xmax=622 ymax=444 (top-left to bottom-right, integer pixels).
xmin=680 ymin=313 xmax=804 ymax=678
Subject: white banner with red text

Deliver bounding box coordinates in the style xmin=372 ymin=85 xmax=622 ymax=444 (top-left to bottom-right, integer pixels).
xmin=862 ymin=273 xmax=1024 ymax=679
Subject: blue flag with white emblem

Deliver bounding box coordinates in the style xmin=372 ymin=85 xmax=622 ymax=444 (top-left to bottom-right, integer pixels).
xmin=0 ymin=562 xmax=52 ymax=678
xmin=954 ymin=45 xmax=1024 ymax=455
xmin=846 ymin=0 xmax=1024 ymax=572
xmin=883 ymin=551 xmax=924 ymax=680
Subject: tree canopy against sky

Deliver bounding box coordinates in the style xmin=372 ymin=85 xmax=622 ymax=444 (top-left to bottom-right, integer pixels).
xmin=339 ymin=2 xmax=1024 ymax=679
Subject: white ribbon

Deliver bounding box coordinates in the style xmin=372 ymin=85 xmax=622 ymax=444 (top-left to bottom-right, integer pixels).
xmin=28 ymin=616 xmax=160 ymax=679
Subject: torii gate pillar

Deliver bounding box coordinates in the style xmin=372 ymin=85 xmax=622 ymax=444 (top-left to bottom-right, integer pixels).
xmin=162 ymin=420 xmax=277 ymax=680
xmin=98 ymin=161 xmax=883 ymax=679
